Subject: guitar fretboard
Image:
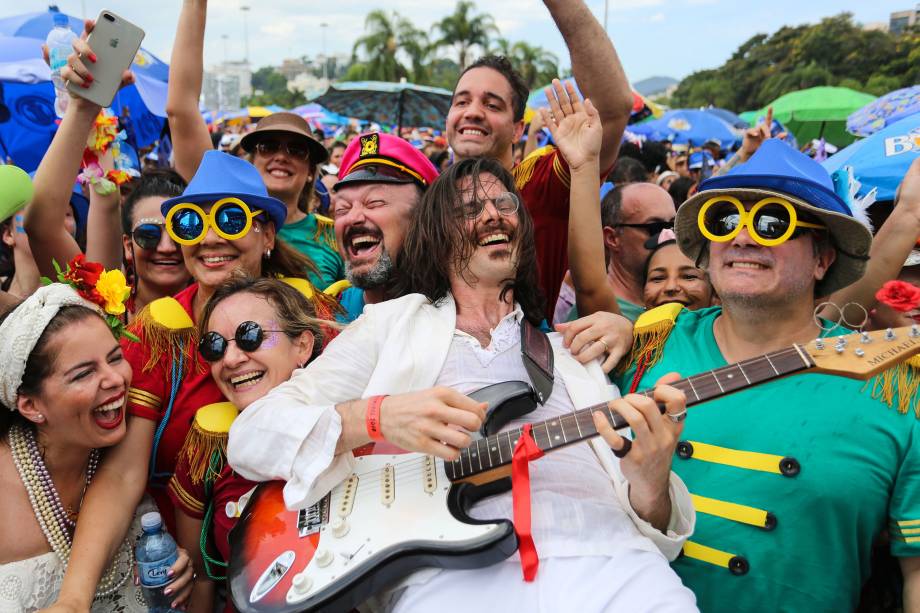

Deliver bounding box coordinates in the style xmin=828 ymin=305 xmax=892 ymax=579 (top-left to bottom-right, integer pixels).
xmin=443 ymin=344 xmax=814 ymax=482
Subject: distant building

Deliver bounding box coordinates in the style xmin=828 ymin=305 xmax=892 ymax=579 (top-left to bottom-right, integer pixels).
xmin=203 ymin=60 xmax=252 ymax=112
xmin=633 ymin=76 xmax=679 ymax=99
xmin=890 ymin=6 xmax=920 ymax=35
xmin=287 ymin=73 xmax=330 ymax=100
xmin=278 ymin=58 xmax=310 ymax=81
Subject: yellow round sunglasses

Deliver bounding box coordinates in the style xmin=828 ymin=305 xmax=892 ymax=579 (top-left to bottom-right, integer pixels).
xmin=165 ymin=197 xmax=265 ymax=246
xmin=698 ymin=196 xmax=825 ymax=247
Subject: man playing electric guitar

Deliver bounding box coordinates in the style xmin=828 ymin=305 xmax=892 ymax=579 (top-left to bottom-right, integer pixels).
xmin=228 ymin=92 xmax=698 ymax=609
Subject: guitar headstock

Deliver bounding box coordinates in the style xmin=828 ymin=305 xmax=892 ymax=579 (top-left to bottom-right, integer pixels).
xmin=803 ymin=325 xmax=920 ymax=379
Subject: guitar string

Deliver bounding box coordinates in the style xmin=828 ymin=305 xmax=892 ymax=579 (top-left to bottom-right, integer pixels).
xmin=344 ymin=346 xmax=811 ymax=487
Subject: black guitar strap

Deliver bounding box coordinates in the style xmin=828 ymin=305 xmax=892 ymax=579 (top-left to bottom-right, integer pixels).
xmin=520 ymin=320 xmax=554 ymax=405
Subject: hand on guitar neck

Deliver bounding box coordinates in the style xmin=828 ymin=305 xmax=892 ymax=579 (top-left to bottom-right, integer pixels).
xmin=593 ymin=373 xmax=686 ymax=532
xmin=334 ymin=387 xmax=487 ymax=460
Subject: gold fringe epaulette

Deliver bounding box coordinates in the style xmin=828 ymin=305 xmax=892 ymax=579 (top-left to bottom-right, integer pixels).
xmin=513 ymin=145 xmax=556 ymax=190
xmin=616 ymin=302 xmax=685 ymax=375
xmin=130 ymin=297 xmax=197 ymax=374
xmin=867 ymin=355 xmax=920 ymax=418
xmin=312 ymin=213 xmax=337 ymax=250
xmin=181 ymin=402 xmax=239 ymax=485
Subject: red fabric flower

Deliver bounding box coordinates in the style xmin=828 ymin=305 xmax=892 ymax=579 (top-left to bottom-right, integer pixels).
xmin=876 ymin=280 xmax=920 ymax=313
xmin=62 ymin=254 xmax=104 ymax=305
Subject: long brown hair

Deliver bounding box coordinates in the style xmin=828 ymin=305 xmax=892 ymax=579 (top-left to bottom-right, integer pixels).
xmin=392 ymin=157 xmax=545 ymax=325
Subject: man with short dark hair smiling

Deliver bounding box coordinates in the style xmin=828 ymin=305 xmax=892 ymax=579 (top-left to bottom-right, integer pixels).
xmin=445 ymin=0 xmax=635 ymax=317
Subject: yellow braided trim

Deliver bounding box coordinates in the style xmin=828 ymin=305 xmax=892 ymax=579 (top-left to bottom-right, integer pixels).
xmin=896 ymin=519 xmax=920 ymax=527
xmin=684 ymin=440 xmax=785 ymax=474
xmin=617 ymin=303 xmax=683 ymax=375
xmin=691 ymin=494 xmax=771 ymax=529
xmin=128 ymin=387 xmax=161 ymax=409
xmin=552 ymin=149 xmax=571 ymax=189
xmin=168 ymin=479 xmax=205 ymax=514
xmin=682 ymin=541 xmax=735 ymax=569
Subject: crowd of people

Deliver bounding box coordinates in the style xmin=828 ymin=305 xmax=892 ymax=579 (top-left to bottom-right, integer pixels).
xmin=0 ymin=1 xmax=919 ymax=612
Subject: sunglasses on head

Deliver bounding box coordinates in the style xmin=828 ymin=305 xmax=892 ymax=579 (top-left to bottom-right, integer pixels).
xmin=616 ymin=219 xmax=675 ymax=236
xmin=199 ymin=321 xmax=285 ymax=362
xmin=165 ymin=198 xmax=265 ymax=246
xmin=254 ymin=139 xmax=311 ymax=161
xmin=131 ymin=219 xmax=168 ymax=250
xmin=698 ymin=196 xmax=825 ymax=247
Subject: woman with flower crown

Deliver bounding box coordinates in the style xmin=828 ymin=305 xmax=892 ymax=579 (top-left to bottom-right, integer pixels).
xmin=0 ymin=274 xmax=195 ymax=611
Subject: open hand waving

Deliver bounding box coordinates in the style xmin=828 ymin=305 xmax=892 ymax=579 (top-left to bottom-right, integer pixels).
xmin=539 ymin=79 xmax=602 ymax=173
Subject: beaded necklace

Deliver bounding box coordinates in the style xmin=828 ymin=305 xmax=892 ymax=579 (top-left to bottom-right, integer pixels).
xmin=9 ymin=423 xmax=132 ymax=598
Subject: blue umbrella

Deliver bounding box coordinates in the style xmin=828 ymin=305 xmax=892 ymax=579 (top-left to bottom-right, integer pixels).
xmin=847 ymin=85 xmax=920 ymax=138
xmin=627 ymin=109 xmax=737 ymax=149
xmin=823 ymin=113 xmax=920 ymax=202
xmin=702 ymin=107 xmax=749 ymax=129
xmin=0 ymin=9 xmax=167 ymax=171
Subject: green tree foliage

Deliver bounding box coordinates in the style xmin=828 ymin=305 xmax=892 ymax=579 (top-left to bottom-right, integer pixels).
xmin=350 ymin=10 xmax=432 ymax=83
xmin=245 ymin=66 xmax=306 ymax=107
xmin=672 ymin=14 xmax=920 ymax=111
xmin=434 ymin=1 xmax=498 ymax=70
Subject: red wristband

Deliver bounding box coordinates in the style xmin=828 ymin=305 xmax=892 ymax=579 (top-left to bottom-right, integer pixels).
xmin=365 ymin=395 xmax=387 ymax=442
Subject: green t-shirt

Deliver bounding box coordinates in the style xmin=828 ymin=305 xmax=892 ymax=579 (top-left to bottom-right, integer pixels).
xmin=567 ymin=296 xmax=645 ymax=323
xmin=277 ymin=213 xmax=345 ymax=289
xmin=617 ymin=306 xmax=920 ymax=613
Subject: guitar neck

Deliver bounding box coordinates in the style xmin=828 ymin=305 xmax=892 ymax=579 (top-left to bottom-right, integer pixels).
xmin=444 ymin=344 xmax=815 ymax=483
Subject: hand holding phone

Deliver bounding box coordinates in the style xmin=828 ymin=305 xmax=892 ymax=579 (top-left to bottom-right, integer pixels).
xmin=63 ymin=11 xmax=144 ymax=109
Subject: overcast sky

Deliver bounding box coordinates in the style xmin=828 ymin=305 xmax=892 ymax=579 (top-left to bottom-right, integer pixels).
xmin=0 ymin=1 xmax=909 ymax=83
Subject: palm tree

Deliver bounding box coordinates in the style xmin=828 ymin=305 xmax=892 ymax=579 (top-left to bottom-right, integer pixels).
xmin=510 ymin=42 xmax=560 ymax=90
xmin=352 ymin=11 xmax=409 ymax=82
xmin=434 ymin=1 xmax=498 ymax=70
xmin=490 ymin=37 xmax=513 ymax=57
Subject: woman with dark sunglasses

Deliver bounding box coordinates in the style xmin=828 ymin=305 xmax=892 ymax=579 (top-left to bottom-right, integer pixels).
xmin=120 ymin=169 xmax=193 ymax=318
xmin=165 ymin=275 xmax=329 ymax=611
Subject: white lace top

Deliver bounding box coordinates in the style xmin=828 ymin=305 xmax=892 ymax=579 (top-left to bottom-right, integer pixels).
xmin=0 ymin=500 xmax=154 ymax=613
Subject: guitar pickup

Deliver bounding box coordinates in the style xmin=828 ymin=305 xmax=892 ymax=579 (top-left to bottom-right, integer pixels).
xmin=338 ymin=475 xmax=358 ymax=518
xmin=423 ymin=455 xmax=437 ymax=494
xmin=381 ymin=463 xmax=395 ymax=506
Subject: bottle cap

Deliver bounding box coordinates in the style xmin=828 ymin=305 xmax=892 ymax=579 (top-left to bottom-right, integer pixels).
xmin=52 ymin=13 xmax=69 ymax=27
xmin=140 ymin=511 xmax=162 ymax=531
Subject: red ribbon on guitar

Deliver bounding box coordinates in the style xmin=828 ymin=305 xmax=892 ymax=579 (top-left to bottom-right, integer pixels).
xmin=512 ymin=423 xmax=545 ymax=581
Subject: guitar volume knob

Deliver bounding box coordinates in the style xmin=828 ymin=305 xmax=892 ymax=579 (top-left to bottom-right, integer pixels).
xmin=330 ymin=517 xmax=350 ymax=538
xmin=315 ymin=549 xmax=334 ymax=567
xmin=291 ymin=572 xmax=312 ymax=594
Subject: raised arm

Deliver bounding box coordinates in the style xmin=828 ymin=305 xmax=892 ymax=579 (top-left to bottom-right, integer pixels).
xmin=165 ymin=0 xmax=214 ymax=182
xmin=542 ymin=79 xmax=620 ymax=317
xmin=825 ymin=157 xmax=920 ymax=318
xmin=84 ymin=146 xmax=125 ymax=270
xmin=27 ymin=19 xmax=133 ymax=277
xmin=544 ymin=0 xmax=633 ymax=172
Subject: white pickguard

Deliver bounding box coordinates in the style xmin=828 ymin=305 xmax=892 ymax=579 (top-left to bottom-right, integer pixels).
xmin=284 ymin=454 xmax=504 ymax=606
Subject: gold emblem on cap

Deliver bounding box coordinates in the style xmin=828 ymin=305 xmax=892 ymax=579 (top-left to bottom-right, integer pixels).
xmin=360 ymin=133 xmax=379 ymax=158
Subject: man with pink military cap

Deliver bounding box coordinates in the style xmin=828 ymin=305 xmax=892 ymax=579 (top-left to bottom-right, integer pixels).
xmin=327 ymin=132 xmax=440 ymax=322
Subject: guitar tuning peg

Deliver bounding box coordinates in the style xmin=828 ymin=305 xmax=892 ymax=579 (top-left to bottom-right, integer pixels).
xmin=835 ymin=337 xmax=847 ymax=348
xmin=814 ymin=338 xmax=825 ymax=350
xmin=911 ymin=325 xmax=919 ymax=338
xmin=885 ymin=328 xmax=896 ymax=341
xmin=855 ymin=348 xmax=865 ymax=357
xmin=860 ymin=331 xmax=871 ymax=343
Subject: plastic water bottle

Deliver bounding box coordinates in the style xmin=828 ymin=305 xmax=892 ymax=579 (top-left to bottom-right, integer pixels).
xmin=135 ymin=512 xmax=181 ymax=612
xmin=46 ymin=12 xmax=77 ymax=118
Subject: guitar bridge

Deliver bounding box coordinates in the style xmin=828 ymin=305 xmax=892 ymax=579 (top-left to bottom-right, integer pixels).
xmin=297 ymin=494 xmax=329 ymax=538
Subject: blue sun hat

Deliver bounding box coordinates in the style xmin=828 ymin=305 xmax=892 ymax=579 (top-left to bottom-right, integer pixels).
xmin=161 ymin=150 xmax=287 ymax=230
xmin=676 ymin=138 xmax=872 ymax=296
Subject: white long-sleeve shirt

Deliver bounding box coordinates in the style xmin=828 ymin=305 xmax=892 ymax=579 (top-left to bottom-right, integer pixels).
xmin=228 ymin=293 xmax=694 ymax=562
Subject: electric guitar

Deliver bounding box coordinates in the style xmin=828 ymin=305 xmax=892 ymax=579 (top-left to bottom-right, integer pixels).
xmin=228 ymin=325 xmax=920 ymax=612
